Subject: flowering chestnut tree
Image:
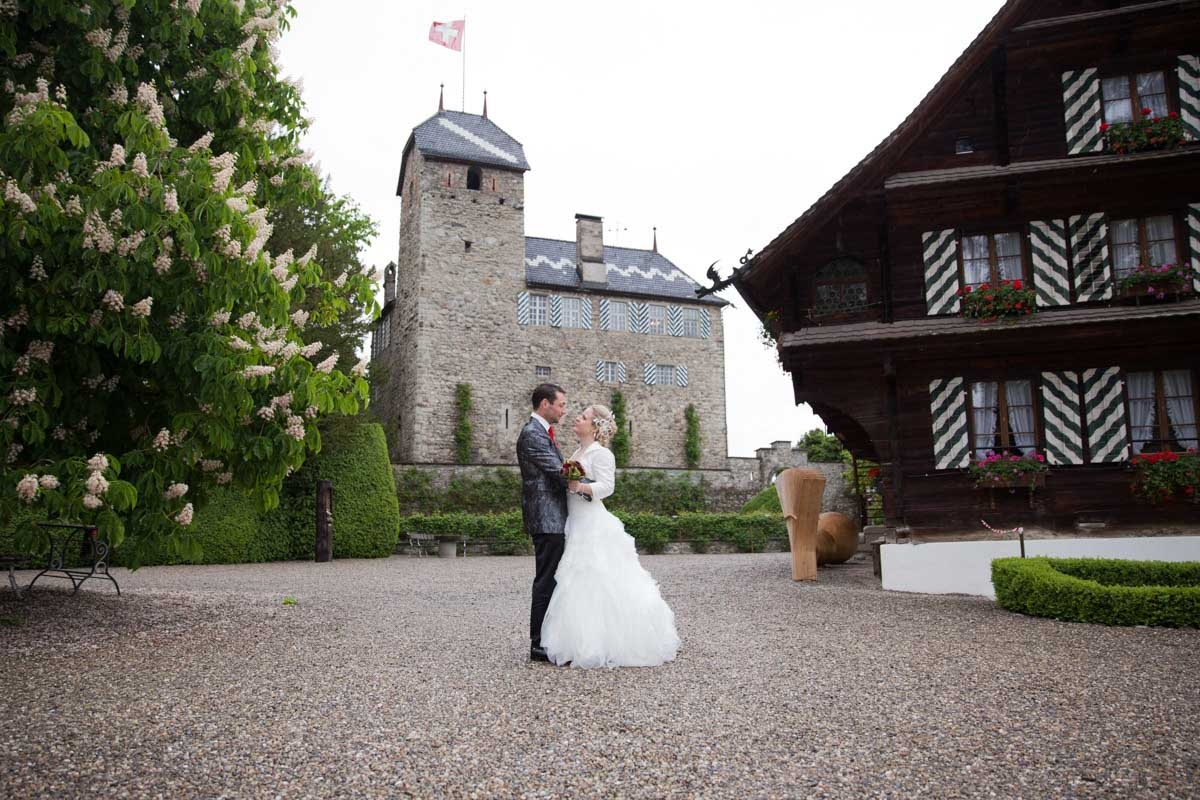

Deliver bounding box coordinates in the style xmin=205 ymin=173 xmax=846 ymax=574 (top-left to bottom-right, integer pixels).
xmin=0 ymin=1 xmax=375 ymax=564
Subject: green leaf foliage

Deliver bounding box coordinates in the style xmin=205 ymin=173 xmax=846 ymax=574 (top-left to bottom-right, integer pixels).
xmin=992 ymin=557 xmax=1200 ymax=628
xmin=454 ymin=383 xmax=472 ymax=465
xmin=741 ymin=484 xmax=782 ymax=514
xmin=684 ymin=403 xmax=701 ymax=469
xmin=398 ymin=511 xmax=787 ymax=556
xmin=610 ymin=390 xmax=630 ymax=468
xmin=113 ymin=419 xmax=398 ymax=565
xmin=0 ymin=1 xmax=378 ymax=564
xmin=799 ymin=429 xmax=846 ymax=462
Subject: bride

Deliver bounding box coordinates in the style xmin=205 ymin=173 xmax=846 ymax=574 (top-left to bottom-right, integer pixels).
xmin=540 ymin=404 xmax=681 ymax=668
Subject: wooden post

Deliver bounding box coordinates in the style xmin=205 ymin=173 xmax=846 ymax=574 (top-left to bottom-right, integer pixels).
xmin=775 ymin=468 xmax=826 ymax=581
xmin=315 ymin=479 xmax=333 ymax=562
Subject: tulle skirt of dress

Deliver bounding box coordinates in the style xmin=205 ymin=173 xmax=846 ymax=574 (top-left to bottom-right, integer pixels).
xmin=540 ymin=496 xmax=680 ymax=669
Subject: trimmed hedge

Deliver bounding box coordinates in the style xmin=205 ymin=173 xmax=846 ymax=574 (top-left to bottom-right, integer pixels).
xmin=741 ymin=485 xmax=782 ymax=514
xmin=398 ymin=511 xmax=787 ymax=555
xmin=992 ymin=557 xmax=1200 ymax=628
xmin=122 ymin=419 xmax=399 ymax=566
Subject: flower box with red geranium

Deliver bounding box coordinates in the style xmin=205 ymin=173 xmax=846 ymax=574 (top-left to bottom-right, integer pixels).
xmin=1129 ymin=450 xmax=1200 ymax=505
xmin=1100 ymin=109 xmax=1186 ymax=155
xmin=970 ymin=451 xmax=1048 ymax=510
xmin=1117 ymin=262 xmax=1192 ymax=302
xmin=957 ymin=279 xmax=1037 ymax=321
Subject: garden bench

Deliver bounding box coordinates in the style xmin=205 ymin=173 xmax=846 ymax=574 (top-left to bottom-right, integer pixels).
xmin=1 ymin=555 xmax=31 ymax=598
xmin=25 ymin=522 xmax=121 ymax=595
xmin=406 ymin=532 xmax=437 ymax=557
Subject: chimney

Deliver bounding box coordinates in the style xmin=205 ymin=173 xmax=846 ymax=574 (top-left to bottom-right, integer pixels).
xmin=575 ymin=213 xmax=606 ymax=286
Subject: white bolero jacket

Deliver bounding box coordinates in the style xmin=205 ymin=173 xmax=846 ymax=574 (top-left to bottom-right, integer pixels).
xmin=568 ymin=442 xmax=616 ymax=502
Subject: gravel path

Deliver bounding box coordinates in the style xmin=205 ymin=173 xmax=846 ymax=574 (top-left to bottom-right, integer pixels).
xmin=1 ymin=553 xmax=1197 ymax=799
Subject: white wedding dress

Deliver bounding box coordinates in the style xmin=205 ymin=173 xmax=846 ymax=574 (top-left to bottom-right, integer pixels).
xmin=540 ymin=441 xmax=681 ymax=668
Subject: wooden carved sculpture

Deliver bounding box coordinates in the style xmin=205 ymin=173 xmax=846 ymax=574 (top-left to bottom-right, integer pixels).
xmin=816 ymin=511 xmax=858 ymax=565
xmin=774 ymin=468 xmax=826 ymax=581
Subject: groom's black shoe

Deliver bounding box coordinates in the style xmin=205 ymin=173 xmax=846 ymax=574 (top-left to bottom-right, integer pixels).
xmin=530 ymin=645 xmax=550 ymax=663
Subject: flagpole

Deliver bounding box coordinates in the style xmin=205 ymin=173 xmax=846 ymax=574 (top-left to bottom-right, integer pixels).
xmin=461 ymin=13 xmax=466 ymax=111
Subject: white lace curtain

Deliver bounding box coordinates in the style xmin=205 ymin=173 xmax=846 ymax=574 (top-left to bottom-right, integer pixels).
xmin=1006 ymin=381 xmax=1035 ymax=455
xmin=1163 ymin=369 xmax=1198 ymax=450
xmin=972 ymin=381 xmax=998 ymax=459
xmin=1128 ymin=371 xmax=1157 ymax=454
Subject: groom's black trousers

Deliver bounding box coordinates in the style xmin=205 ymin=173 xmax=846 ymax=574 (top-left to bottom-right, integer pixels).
xmin=530 ymin=533 xmax=566 ymax=646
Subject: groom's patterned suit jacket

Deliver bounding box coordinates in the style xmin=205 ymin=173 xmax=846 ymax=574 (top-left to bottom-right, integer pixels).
xmin=517 ymin=417 xmax=568 ymax=535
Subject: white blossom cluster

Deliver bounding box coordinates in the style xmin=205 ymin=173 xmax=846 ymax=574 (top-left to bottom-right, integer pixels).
xmin=29 ymin=255 xmax=47 ymax=280
xmin=81 ymin=453 xmax=109 ymax=510
xmin=129 ymin=297 xmax=153 ymax=318
xmin=163 ymin=482 xmax=189 ymax=501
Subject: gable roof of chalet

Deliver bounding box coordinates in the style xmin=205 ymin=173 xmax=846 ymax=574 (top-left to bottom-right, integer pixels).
xmin=525 ymin=237 xmax=728 ymax=306
xmin=397 ymin=110 xmax=531 ymax=195
xmin=733 ymin=0 xmax=1033 ymax=306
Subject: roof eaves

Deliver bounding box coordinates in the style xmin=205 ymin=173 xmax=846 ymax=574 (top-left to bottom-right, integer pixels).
xmin=737 ymin=0 xmax=1030 ymax=288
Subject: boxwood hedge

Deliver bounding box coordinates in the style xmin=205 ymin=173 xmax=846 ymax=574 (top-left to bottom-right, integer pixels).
xmin=398 ymin=511 xmax=787 ymax=555
xmin=992 ymin=557 xmax=1200 ymax=628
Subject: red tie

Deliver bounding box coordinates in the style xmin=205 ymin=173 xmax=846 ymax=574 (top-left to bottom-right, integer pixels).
xmin=548 ymin=426 xmax=556 ymax=445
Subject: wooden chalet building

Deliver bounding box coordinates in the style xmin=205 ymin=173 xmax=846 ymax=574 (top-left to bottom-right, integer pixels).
xmin=731 ymin=0 xmax=1200 ymax=534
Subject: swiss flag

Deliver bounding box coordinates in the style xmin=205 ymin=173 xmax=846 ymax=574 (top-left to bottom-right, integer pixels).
xmin=428 ymin=20 xmax=465 ymax=51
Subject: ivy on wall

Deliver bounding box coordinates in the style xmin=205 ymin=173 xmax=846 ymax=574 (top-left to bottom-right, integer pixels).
xmin=455 ymin=383 xmax=473 ymax=464
xmin=684 ymin=404 xmax=701 ymax=469
xmin=610 ymin=390 xmax=630 ymax=468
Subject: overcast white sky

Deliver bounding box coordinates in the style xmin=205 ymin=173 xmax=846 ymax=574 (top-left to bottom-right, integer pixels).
xmin=276 ymin=0 xmax=1003 ymax=457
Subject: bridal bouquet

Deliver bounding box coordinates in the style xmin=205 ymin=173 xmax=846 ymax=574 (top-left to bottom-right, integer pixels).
xmin=561 ymin=460 xmax=593 ymax=501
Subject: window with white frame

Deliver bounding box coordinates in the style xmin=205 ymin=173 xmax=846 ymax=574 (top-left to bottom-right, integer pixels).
xmin=608 ymin=301 xmax=629 ymax=332
xmin=647 ymin=304 xmax=667 ymax=335
xmin=655 ymin=364 xmax=676 ymax=386
xmin=600 ymin=361 xmax=622 ymax=383
xmin=529 ymin=294 xmax=548 ymax=326
xmin=681 ymin=307 xmax=702 ymax=337
xmin=1110 ymin=215 xmax=1178 ymax=278
xmin=535 ymin=365 xmax=552 ymax=380
xmin=561 ymin=297 xmax=582 ymax=328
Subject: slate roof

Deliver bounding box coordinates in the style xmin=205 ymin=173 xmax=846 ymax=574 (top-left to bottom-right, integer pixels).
xmin=397 ymin=111 xmax=530 ymax=195
xmin=524 ymin=237 xmax=727 ymax=306
xmin=777 ymin=300 xmax=1200 ymax=350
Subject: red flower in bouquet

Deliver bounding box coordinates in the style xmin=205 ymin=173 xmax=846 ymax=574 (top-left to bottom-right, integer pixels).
xmin=561 ymin=460 xmax=586 ymax=481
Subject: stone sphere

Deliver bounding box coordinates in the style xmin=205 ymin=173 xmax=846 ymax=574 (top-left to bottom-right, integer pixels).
xmin=816 ymin=511 xmax=858 ymax=565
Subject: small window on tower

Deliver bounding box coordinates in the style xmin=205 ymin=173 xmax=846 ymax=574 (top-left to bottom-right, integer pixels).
xmin=464 ymin=240 xmax=472 ymax=252
xmin=467 ymin=166 xmax=482 ymax=190
xmin=535 ymin=366 xmax=552 ymax=380
xmin=955 ymin=137 xmax=975 ymax=155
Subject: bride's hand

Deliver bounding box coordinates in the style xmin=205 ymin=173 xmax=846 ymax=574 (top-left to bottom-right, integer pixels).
xmin=567 ymin=480 xmax=580 ymax=493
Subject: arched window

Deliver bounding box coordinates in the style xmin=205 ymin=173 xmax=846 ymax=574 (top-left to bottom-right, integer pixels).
xmin=466 ymin=166 xmax=482 ymax=190
xmin=813 ymin=258 xmax=867 ymax=315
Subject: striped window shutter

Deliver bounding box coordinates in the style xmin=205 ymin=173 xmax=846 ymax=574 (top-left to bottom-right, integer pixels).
xmin=1082 ymin=367 xmax=1129 ymax=463
xmin=667 ymin=306 xmax=683 ymax=336
xmin=630 ymin=302 xmax=648 ymax=334
xmin=1069 ymin=213 xmax=1113 ymax=301
xmin=598 ymin=298 xmax=610 ymax=331
xmin=1061 ymin=68 xmax=1104 ymax=154
xmin=922 ymin=229 xmax=960 ymax=316
xmin=595 ymin=360 xmax=605 ymax=382
xmin=580 ymin=299 xmax=593 ymax=329
xmin=1040 ymin=371 xmax=1084 ymax=465
xmin=516 ymin=291 xmax=530 ymax=325
xmin=643 ymin=363 xmax=655 ymax=385
xmin=699 ymin=308 xmax=711 ymax=339
xmin=1029 ymin=220 xmax=1071 ymax=307
xmin=676 ymin=365 xmax=688 ymax=388
xmin=1188 ymin=203 xmax=1200 ymax=294
xmin=1178 ymin=56 xmax=1200 ymax=141
xmin=617 ymin=362 xmax=626 ymax=383
xmin=929 ymin=378 xmax=970 ymax=470
xmin=549 ymin=295 xmax=562 ymax=327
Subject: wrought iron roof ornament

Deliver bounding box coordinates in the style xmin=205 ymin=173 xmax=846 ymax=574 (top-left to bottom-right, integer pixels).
xmin=695 ymin=248 xmax=752 ymax=298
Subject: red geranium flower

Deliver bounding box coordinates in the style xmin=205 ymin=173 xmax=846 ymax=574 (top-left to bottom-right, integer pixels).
xmin=1141 ymin=107 xmax=1153 ymax=116
xmin=1099 ymin=122 xmax=1110 ymax=132
xmin=1012 ymin=279 xmax=1022 ymax=290
xmin=1169 ymin=111 xmax=1179 ymax=119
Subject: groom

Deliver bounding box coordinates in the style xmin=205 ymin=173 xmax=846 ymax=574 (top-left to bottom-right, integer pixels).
xmin=517 ymin=383 xmax=569 ymax=663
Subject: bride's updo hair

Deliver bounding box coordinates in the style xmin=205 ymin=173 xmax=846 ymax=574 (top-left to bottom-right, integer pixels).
xmin=587 ymin=404 xmax=618 ymax=446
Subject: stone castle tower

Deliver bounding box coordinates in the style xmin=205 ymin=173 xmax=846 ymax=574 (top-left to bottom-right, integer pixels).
xmin=372 ymin=101 xmax=729 ymax=469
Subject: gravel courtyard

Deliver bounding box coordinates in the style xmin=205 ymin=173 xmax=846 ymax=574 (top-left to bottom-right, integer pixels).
xmin=1 ymin=553 xmax=1197 ymax=799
